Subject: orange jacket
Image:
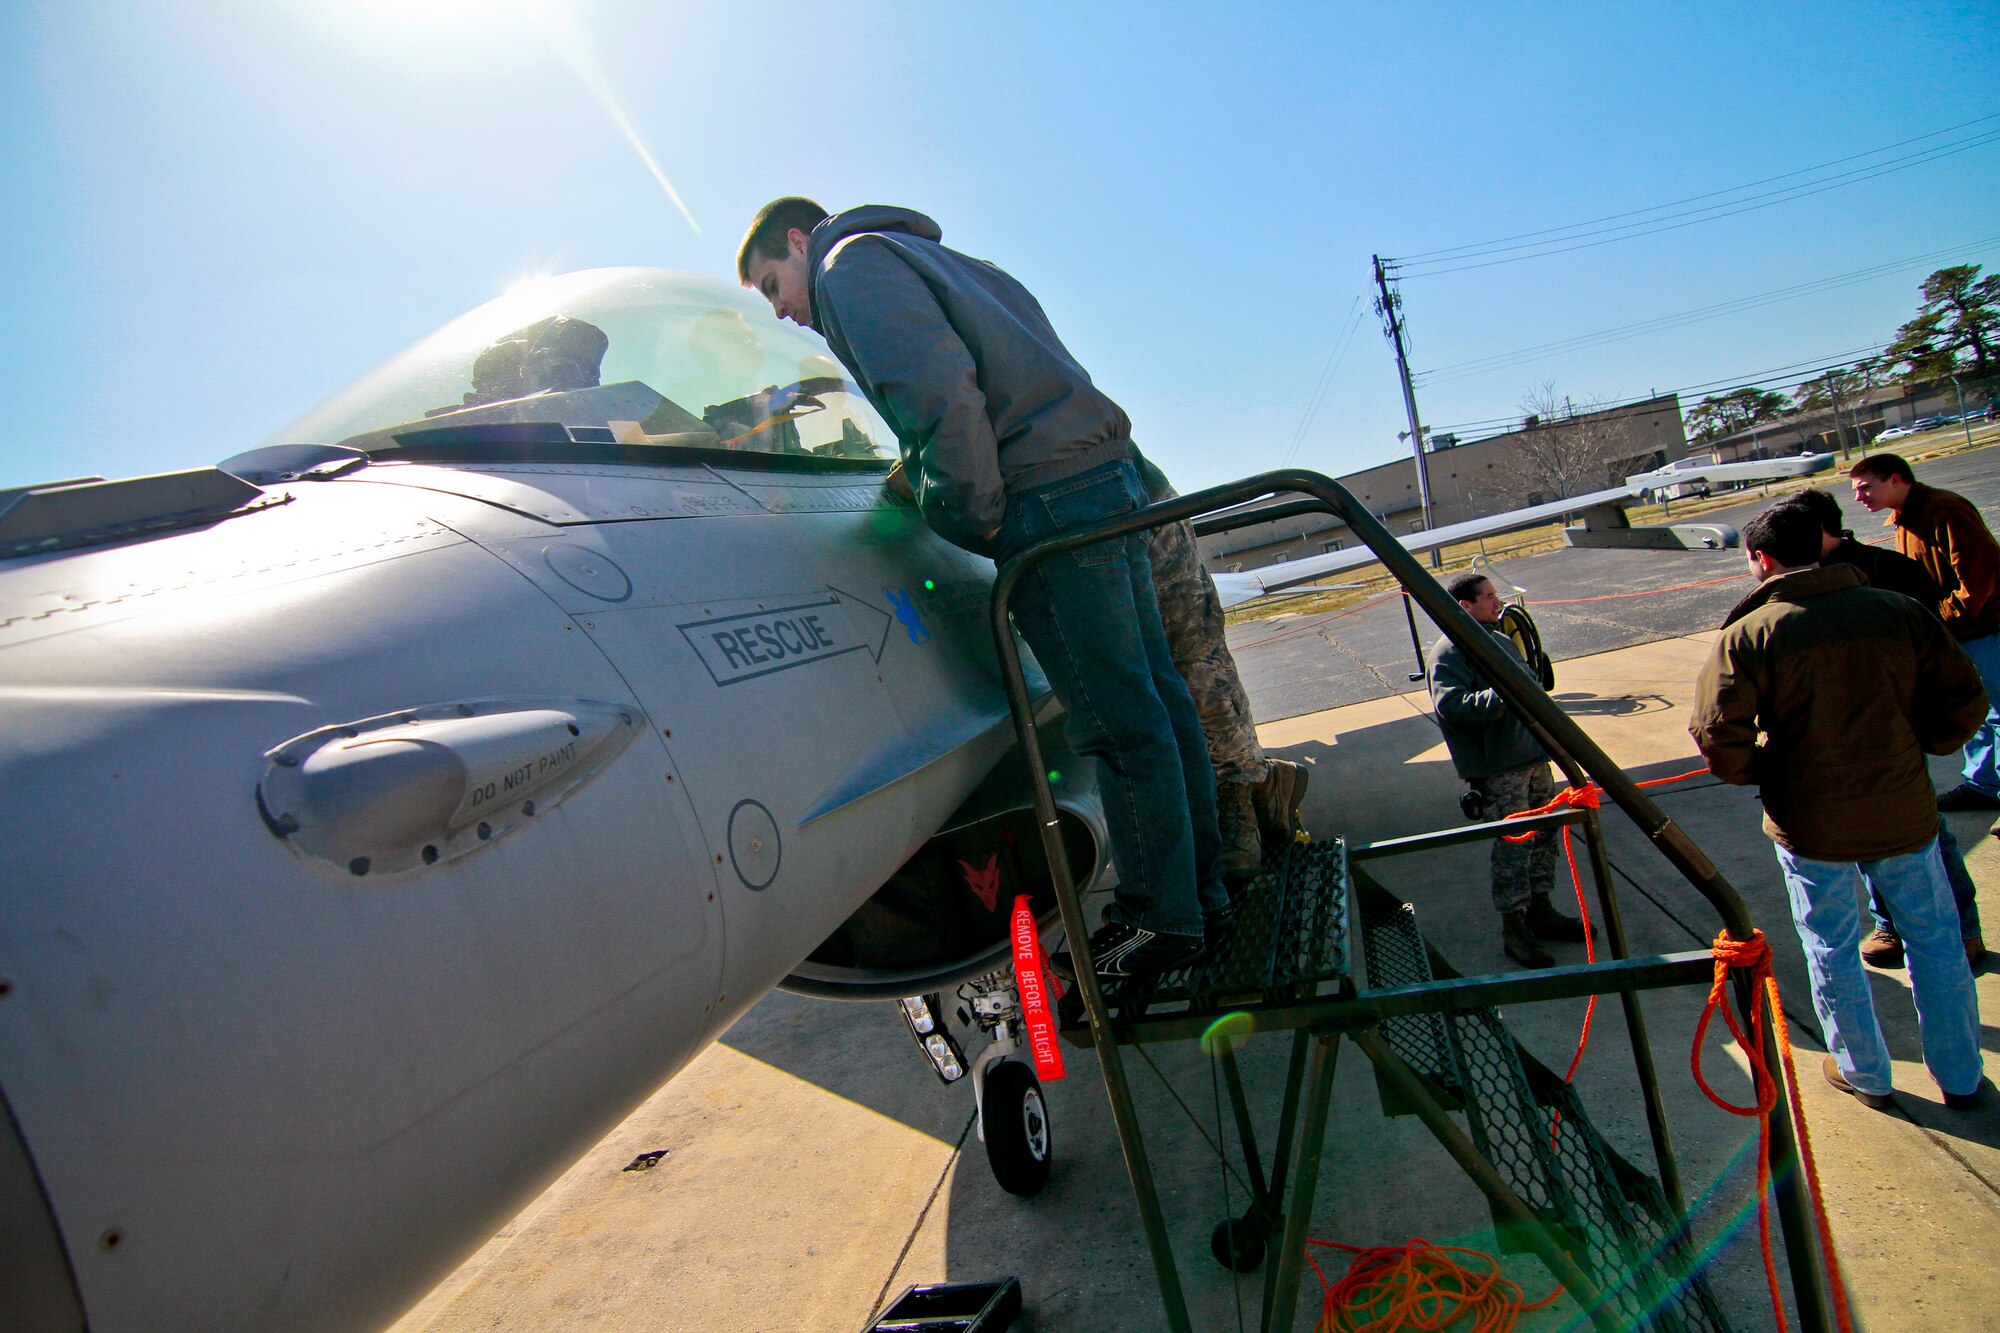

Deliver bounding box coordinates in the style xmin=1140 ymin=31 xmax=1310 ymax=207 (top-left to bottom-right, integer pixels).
xmin=1891 ymin=482 xmax=2000 ymax=642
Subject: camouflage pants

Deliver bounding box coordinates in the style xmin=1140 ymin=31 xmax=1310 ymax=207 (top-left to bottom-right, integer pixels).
xmin=1147 ymin=512 xmax=1270 ymax=787
xmin=1476 ymin=761 xmax=1556 ymax=914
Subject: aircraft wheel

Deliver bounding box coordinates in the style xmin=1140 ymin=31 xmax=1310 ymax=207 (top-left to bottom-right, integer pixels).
xmin=1210 ymin=1211 xmax=1268 ymax=1271
xmin=982 ymin=1060 xmax=1052 ymax=1197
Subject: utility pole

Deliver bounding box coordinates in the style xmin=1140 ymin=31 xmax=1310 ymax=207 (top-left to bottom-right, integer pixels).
xmin=1823 ymin=370 xmax=1849 ymax=460
xmin=1373 ymin=255 xmax=1439 ymax=567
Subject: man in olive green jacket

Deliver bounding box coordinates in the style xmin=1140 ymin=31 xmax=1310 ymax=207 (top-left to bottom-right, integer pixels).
xmin=1692 ymin=501 xmax=1988 ymax=1109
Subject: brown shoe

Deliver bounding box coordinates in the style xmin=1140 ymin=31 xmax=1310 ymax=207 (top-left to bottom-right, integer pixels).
xmin=1503 ymin=911 xmax=1554 ymax=969
xmin=1250 ymin=759 xmax=1310 ymax=851
xmin=1216 ymin=781 xmax=1263 ymax=886
xmin=1859 ymin=929 xmax=1905 ymax=968
xmin=1822 ymin=1055 xmax=1893 ymax=1109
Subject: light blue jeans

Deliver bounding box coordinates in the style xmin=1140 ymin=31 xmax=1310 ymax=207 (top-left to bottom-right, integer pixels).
xmin=1776 ymin=838 xmax=1983 ymax=1098
xmin=1959 ymin=631 xmax=2000 ymax=795
xmin=1868 ymin=817 xmax=1981 ymax=941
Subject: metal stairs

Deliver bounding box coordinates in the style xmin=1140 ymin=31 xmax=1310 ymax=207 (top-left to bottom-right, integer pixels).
xmin=1359 ymin=884 xmax=1734 ymax=1333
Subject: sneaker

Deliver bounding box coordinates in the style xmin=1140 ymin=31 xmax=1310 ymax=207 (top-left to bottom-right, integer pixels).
xmin=1968 ymin=935 xmax=1986 ymax=969
xmin=1526 ymin=895 xmax=1595 ymax=942
xmin=1937 ymin=783 xmax=2000 ymax=811
xmin=1502 ymin=911 xmax=1555 ymax=969
xmin=1860 ymin=928 xmax=1905 ymax=968
xmin=1250 ymin=759 xmax=1310 ymax=851
xmin=1216 ymin=782 xmax=1263 ymax=886
xmin=1823 ymin=1055 xmax=1893 ymax=1109
xmin=1049 ymin=919 xmax=1205 ymax=986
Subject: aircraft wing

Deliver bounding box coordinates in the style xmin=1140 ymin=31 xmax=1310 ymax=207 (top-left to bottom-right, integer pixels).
xmin=1208 ymin=453 xmax=1833 ymax=609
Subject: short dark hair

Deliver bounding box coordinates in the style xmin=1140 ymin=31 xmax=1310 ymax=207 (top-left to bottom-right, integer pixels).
xmin=736 ymin=197 xmax=828 ymax=282
xmin=1849 ymin=452 xmax=1914 ymax=485
xmin=1447 ymin=573 xmax=1491 ymax=604
xmin=1786 ymin=487 xmax=1843 ymax=537
xmin=1743 ymin=500 xmax=1824 ymax=569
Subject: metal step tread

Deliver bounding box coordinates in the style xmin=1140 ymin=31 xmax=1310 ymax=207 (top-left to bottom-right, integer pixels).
xmin=1072 ymin=837 xmax=1351 ymax=1017
xmin=1357 ymin=896 xmax=1460 ymax=1094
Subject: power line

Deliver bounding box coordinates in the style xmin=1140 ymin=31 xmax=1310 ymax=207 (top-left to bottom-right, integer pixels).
xmin=1390 ymin=126 xmax=2000 ymax=278
xmin=1279 ymin=290 xmax=1368 ymax=468
xmin=1412 ymin=235 xmax=2000 ymax=386
xmin=1424 ymin=342 xmax=1892 ymax=440
xmin=1396 ymin=111 xmax=2000 ymax=263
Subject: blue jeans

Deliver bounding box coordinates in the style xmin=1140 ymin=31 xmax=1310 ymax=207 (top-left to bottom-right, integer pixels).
xmin=1958 ymin=631 xmax=2000 ymax=794
xmin=1776 ymin=838 xmax=1983 ymax=1098
xmin=995 ymin=458 xmax=1223 ymax=936
xmin=1868 ymin=817 xmax=1981 ymax=941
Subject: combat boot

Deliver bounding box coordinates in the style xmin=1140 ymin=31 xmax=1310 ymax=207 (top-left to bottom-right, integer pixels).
xmin=1503 ymin=911 xmax=1555 ymax=969
xmin=1526 ymin=895 xmax=1594 ymax=942
xmin=1217 ymin=781 xmax=1262 ymax=887
xmin=1250 ymin=758 xmax=1311 ymax=851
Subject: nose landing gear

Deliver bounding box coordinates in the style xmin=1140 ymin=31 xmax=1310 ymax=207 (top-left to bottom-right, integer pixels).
xmin=896 ymin=967 xmax=1058 ymax=1197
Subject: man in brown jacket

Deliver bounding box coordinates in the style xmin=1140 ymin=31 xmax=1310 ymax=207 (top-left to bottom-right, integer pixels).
xmin=1851 ymin=452 xmax=2000 ymax=811
xmin=1692 ymin=501 xmax=1988 ymax=1109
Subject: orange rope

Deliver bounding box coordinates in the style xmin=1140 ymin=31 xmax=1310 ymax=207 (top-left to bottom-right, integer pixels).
xmin=1307 ymin=1237 xmax=1560 ymax=1333
xmin=1493 ymin=767 xmax=1709 ymax=1112
xmin=1692 ymin=929 xmax=1856 ymax=1333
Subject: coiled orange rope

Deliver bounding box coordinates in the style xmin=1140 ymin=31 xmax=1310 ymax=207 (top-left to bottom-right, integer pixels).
xmin=1692 ymin=928 xmax=1855 ymax=1333
xmin=1307 ymin=1237 xmax=1560 ymax=1333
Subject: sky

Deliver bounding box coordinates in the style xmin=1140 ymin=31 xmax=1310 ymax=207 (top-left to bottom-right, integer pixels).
xmin=3 ymin=0 xmax=1997 ymax=495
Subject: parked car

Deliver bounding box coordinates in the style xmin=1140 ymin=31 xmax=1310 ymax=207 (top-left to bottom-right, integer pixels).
xmin=1912 ymin=414 xmax=1952 ymax=430
xmin=1876 ymin=424 xmax=1920 ymax=442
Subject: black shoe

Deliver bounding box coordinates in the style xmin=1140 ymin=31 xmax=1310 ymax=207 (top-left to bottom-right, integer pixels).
xmin=1942 ymin=1079 xmax=1988 ymax=1110
xmin=1526 ymin=896 xmax=1595 ymax=942
xmin=1049 ymin=919 xmax=1205 ymax=986
xmin=1203 ymin=901 xmax=1238 ymax=963
xmin=1937 ymin=783 xmax=2000 ymax=811
xmin=1502 ymin=911 xmax=1555 ymax=969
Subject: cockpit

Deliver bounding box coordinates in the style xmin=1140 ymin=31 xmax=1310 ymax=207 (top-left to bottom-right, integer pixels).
xmin=267 ymin=268 xmax=896 ymax=471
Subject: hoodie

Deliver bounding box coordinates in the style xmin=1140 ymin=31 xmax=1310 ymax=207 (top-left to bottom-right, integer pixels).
xmin=805 ymin=206 xmax=1132 ymax=552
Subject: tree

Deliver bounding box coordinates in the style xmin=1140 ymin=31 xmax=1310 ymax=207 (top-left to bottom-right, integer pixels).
xmin=1494 ymin=381 xmax=1645 ymax=503
xmin=1884 ymin=265 xmax=2000 ymax=384
xmin=1789 ymin=359 xmax=1885 ymax=454
xmin=1687 ymin=387 xmax=1788 ymax=441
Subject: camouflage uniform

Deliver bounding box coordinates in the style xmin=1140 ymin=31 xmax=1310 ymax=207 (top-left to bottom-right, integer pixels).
xmin=1474 ymin=761 xmax=1558 ymax=914
xmin=1142 ymin=479 xmax=1270 ymax=787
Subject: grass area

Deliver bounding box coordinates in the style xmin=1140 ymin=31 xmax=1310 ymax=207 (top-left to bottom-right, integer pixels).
xmin=1223 ymin=418 xmax=2000 ymax=627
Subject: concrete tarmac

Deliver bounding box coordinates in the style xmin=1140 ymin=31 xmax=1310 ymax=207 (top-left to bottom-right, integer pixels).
xmin=395 ymin=453 xmax=2000 ymax=1333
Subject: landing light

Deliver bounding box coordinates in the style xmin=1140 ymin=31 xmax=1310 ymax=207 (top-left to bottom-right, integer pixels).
xmin=900 ymin=995 xmax=936 ymax=1034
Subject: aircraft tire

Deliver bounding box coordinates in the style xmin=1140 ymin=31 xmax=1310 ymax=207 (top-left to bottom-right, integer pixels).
xmin=982 ymin=1060 xmax=1053 ymax=1196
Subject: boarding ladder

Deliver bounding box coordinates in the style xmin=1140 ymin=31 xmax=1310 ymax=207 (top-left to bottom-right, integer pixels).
xmin=987 ymin=469 xmax=1834 ymax=1333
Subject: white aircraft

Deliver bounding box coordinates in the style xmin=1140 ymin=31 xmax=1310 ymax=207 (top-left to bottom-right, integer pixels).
xmin=0 ymin=266 xmax=1834 ymax=1332
xmin=0 ymin=269 xmax=1114 ymax=1333
xmin=1209 ymin=452 xmax=1835 ymax=609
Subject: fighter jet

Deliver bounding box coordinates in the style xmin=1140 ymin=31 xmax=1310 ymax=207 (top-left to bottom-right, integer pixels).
xmin=0 ymin=267 xmax=1837 ymax=1332
xmin=0 ymin=269 xmax=1109 ymax=1333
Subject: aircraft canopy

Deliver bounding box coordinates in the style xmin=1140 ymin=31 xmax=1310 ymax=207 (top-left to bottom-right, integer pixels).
xmin=266 ymin=268 xmax=897 ymax=468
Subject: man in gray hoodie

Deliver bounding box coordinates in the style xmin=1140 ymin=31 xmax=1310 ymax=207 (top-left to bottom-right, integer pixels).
xmin=738 ymin=197 xmax=1224 ymax=989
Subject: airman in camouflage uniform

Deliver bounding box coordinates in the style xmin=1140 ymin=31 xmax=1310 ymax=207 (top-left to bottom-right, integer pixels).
xmin=1472 ymin=762 xmax=1557 ymax=915
xmin=1137 ymin=457 xmax=1309 ymax=884
xmin=1429 ymin=572 xmax=1590 ymax=968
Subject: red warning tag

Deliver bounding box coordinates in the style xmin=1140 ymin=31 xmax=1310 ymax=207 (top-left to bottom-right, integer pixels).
xmin=1011 ymin=895 xmax=1066 ymax=1082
